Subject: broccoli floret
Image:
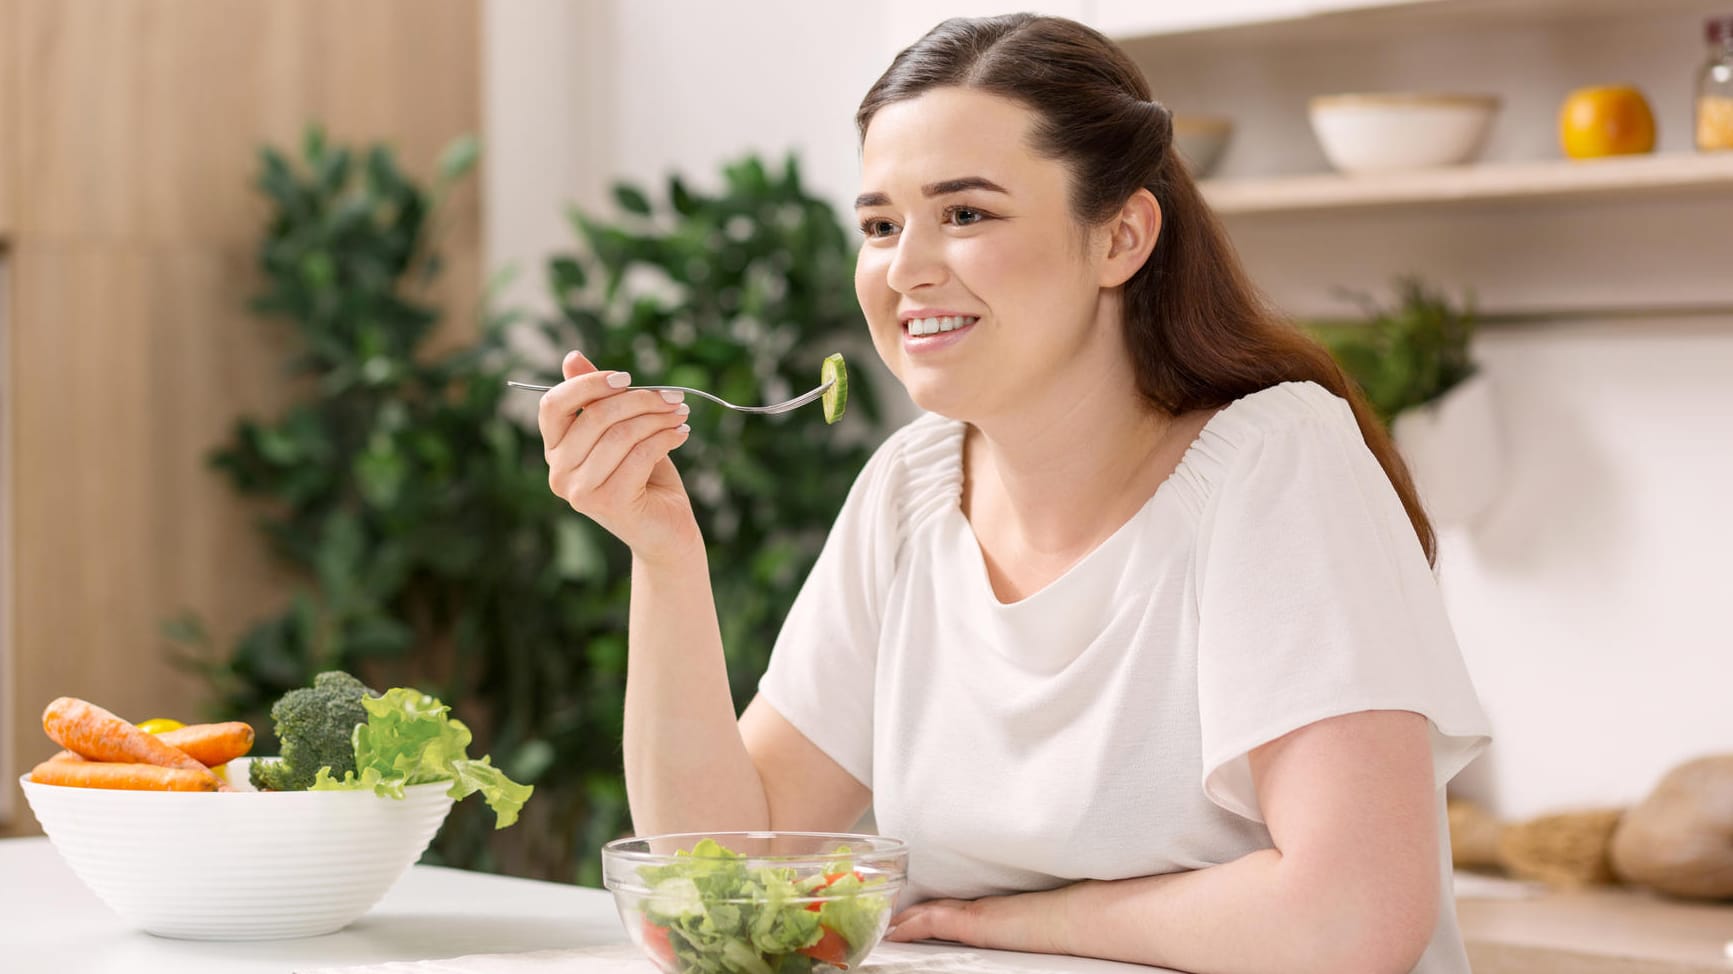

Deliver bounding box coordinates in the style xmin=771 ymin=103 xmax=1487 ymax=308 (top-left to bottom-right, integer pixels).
xmin=250 ymin=670 xmax=376 ymax=791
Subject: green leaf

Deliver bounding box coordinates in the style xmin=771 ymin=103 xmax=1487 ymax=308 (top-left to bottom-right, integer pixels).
xmin=438 ymin=134 xmax=481 ymax=183
xmin=303 ymin=125 xmax=327 ymax=166
xmin=355 ymin=438 xmax=406 ymax=508
xmin=316 ymin=146 xmax=352 ymax=198
xmin=612 ymin=182 xmax=653 ymax=216
xmin=160 ymin=611 xmax=211 ymax=649
xmin=313 ymin=687 xmax=534 ymax=829
xmin=344 ymin=614 xmax=414 ymax=659
xmin=669 ymin=176 xmax=699 ymax=217
xmin=549 ymin=256 xmax=587 ymax=296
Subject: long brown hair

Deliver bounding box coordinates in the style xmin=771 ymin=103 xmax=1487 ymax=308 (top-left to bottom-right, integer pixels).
xmin=857 ymin=14 xmax=1436 ymax=564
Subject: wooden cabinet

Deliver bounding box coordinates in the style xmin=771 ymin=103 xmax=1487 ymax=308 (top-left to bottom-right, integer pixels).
xmin=0 ymin=0 xmax=14 ymax=240
xmin=0 ymin=0 xmax=481 ymax=833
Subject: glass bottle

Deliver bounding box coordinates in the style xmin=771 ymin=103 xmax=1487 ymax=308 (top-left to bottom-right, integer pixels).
xmin=1699 ymin=15 xmax=1733 ymax=151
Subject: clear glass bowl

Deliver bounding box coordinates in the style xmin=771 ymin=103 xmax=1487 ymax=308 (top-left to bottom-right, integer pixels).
xmin=602 ymin=831 xmax=909 ymax=974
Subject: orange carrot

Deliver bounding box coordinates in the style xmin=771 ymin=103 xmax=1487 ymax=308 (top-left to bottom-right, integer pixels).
xmin=41 ymin=697 xmax=218 ymax=784
xmin=29 ymin=758 xmax=218 ymax=791
xmin=45 ymin=750 xmax=85 ymax=763
xmin=154 ymin=722 xmax=255 ymax=767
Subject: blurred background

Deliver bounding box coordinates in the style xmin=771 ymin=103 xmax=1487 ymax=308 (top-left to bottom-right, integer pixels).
xmin=2 ymin=0 xmax=1731 ymax=917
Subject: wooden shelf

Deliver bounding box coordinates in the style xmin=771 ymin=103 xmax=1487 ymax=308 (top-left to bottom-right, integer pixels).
xmin=1200 ymin=153 xmax=1733 ymax=215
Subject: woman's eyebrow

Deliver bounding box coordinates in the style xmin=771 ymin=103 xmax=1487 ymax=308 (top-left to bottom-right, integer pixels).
xmin=854 ymin=176 xmax=1010 ymax=209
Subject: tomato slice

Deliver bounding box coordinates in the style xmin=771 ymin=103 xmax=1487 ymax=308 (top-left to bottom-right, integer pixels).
xmin=798 ymin=925 xmax=851 ymax=969
xmin=642 ymin=916 xmax=676 ymax=968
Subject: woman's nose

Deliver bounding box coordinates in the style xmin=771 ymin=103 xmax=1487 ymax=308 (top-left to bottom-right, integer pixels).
xmin=885 ymin=224 xmax=945 ymax=294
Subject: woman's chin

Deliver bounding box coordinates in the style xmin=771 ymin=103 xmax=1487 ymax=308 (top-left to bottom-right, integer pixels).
xmin=904 ymin=379 xmax=958 ymax=416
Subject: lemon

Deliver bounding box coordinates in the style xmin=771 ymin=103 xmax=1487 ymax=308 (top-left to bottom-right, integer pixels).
xmin=136 ymin=718 xmax=185 ymax=734
xmin=1559 ymin=86 xmax=1656 ymax=159
xmin=820 ymin=353 xmax=847 ymax=425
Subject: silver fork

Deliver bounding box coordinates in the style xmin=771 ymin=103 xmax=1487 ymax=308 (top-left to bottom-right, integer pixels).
xmin=506 ymin=378 xmax=834 ymax=416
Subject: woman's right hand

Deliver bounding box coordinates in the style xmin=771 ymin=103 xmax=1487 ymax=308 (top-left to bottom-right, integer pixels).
xmin=538 ymin=350 xmax=699 ymax=563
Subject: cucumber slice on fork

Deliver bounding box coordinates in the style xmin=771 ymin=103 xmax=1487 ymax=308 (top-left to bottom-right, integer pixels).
xmin=820 ymin=354 xmax=848 ymax=425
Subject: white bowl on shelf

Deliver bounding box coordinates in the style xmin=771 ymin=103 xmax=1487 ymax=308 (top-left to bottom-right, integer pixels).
xmin=18 ymin=757 xmax=455 ymax=940
xmin=1172 ymin=115 xmax=1235 ymax=177
xmin=1308 ymin=93 xmax=1501 ymax=173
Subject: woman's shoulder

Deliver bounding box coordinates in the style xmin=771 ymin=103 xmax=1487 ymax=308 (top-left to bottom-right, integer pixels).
xmin=1167 ymin=380 xmax=1360 ymax=515
xmin=1208 ymin=380 xmax=1357 ymax=441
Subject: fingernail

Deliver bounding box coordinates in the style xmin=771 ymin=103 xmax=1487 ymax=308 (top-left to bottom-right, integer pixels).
xmin=607 ymin=372 xmax=631 ymax=388
xmin=659 ymin=390 xmax=684 ymax=404
xmin=563 ymin=350 xmax=578 ymax=365
xmin=677 ymin=423 xmax=691 ymax=434
xmin=675 ymin=404 xmax=690 ymax=416
xmin=886 ymin=924 xmax=900 ymax=940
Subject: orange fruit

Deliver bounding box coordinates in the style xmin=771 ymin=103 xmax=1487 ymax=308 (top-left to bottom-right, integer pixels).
xmin=1559 ymin=86 xmax=1656 ymax=158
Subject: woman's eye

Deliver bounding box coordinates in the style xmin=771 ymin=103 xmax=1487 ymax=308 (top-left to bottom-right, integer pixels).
xmin=947 ymin=206 xmax=986 ymax=226
xmin=859 ymin=218 xmax=898 ymax=238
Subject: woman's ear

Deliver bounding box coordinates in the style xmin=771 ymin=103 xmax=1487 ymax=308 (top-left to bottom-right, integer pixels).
xmin=1098 ymin=188 xmax=1161 ymax=289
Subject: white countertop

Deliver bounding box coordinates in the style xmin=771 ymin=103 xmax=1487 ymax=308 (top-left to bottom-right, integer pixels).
xmin=0 ymin=837 xmax=1159 ymax=974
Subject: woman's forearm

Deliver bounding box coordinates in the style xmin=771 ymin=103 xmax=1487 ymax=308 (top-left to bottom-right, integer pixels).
xmin=622 ymin=543 xmax=770 ymax=835
xmin=892 ymin=849 xmax=1431 ymax=974
xmin=1061 ymin=849 xmax=1426 ymax=974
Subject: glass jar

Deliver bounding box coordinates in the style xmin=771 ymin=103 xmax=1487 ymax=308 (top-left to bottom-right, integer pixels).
xmin=1698 ymin=15 xmax=1733 ymax=151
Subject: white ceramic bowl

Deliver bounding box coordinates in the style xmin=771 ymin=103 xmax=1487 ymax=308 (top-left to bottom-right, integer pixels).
xmin=1172 ymin=115 xmax=1235 ymax=177
xmin=1308 ymin=93 xmax=1500 ymax=173
xmin=19 ymin=757 xmax=455 ymax=940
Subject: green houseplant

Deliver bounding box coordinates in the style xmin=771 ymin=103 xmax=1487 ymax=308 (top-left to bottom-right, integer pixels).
xmin=1305 ymin=276 xmax=1479 ymax=428
xmin=171 ymin=128 xmax=882 ymax=884
xmin=1306 ymin=277 xmax=1501 ymax=528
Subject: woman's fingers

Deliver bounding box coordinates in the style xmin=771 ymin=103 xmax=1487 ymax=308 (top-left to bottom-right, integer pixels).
xmin=551 ymin=405 xmax=690 ymax=504
xmin=547 ymin=387 xmax=685 ymax=471
xmin=597 ymin=423 xmax=692 ymax=500
xmin=562 ymin=348 xmax=594 ymax=380
xmin=536 ymin=368 xmax=628 ymax=452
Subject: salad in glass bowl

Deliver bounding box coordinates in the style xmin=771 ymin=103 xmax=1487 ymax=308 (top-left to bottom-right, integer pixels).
xmin=602 ymin=831 xmax=908 ymax=973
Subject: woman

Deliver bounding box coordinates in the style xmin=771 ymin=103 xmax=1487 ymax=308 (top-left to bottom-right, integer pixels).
xmin=536 ymin=14 xmax=1490 ymax=974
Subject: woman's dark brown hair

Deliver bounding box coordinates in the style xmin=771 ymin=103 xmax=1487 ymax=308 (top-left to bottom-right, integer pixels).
xmin=857 ymin=14 xmax=1437 ymax=564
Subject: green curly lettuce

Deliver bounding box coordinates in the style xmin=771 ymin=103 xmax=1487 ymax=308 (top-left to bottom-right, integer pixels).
xmin=310 ymin=686 xmax=532 ymax=829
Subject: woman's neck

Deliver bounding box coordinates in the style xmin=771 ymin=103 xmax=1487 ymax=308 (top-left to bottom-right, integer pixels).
xmin=963 ymin=355 xmax=1176 ymax=557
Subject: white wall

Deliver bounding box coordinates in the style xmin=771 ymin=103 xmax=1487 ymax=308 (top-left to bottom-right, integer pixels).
xmin=485 ymin=0 xmax=896 ymax=311
xmin=485 ymin=1 xmax=1733 ymax=822
xmin=1436 ymin=319 xmax=1733 ymax=819
xmin=483 ymin=0 xmax=622 ymax=323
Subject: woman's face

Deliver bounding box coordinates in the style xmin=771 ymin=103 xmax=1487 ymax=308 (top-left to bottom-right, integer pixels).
xmin=854 ymin=87 xmax=1114 ymax=423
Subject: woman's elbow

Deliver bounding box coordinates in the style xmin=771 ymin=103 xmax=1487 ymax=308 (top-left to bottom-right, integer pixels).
xmin=1293 ymin=864 xmax=1439 ymax=974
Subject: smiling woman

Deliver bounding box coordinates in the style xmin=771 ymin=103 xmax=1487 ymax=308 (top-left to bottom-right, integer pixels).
xmin=530 ymin=13 xmax=1491 ymax=974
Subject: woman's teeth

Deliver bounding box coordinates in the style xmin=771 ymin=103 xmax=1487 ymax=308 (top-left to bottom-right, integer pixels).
xmin=906 ymin=316 xmax=979 ymax=337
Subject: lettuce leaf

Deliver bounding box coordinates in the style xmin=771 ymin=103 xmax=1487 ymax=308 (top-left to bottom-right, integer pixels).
xmin=310 ymin=687 xmax=533 ymax=829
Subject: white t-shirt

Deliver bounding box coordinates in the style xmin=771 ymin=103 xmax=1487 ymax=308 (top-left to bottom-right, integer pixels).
xmin=759 ymin=381 xmax=1492 ymax=974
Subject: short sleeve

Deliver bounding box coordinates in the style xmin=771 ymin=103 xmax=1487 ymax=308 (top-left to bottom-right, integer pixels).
xmin=756 ymin=432 xmax=905 ymax=789
xmin=1193 ymin=392 xmax=1491 ymax=823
